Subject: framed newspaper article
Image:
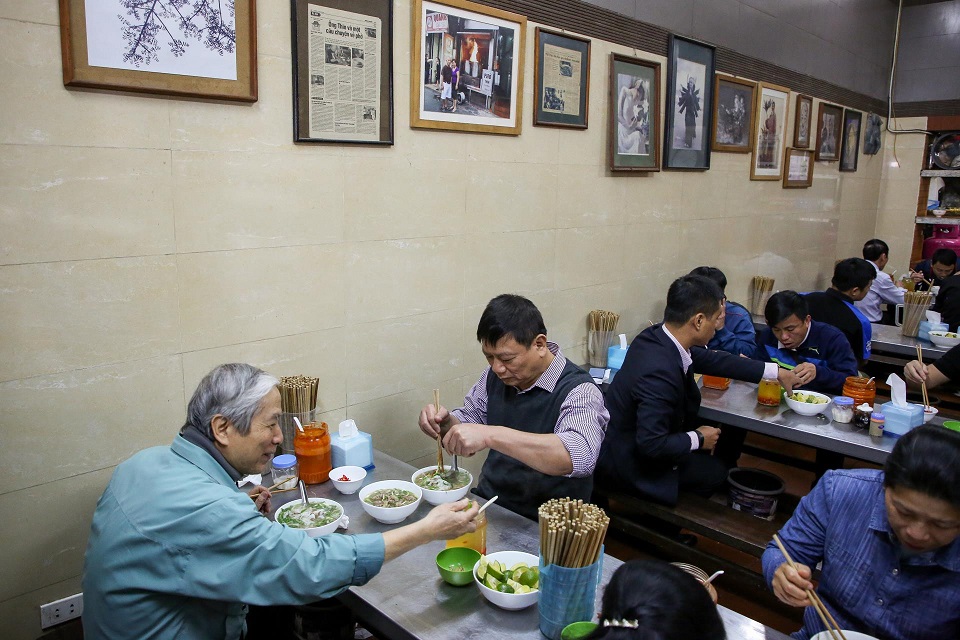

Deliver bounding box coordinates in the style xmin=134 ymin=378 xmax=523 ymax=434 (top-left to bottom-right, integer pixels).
xmin=782 ymin=148 xmax=814 ymax=188
xmin=608 ymin=53 xmax=661 ymax=172
xmin=58 ymin=0 xmax=257 ymax=102
xmin=411 ymin=0 xmax=526 ymax=135
xmin=533 ymin=28 xmax=590 ymax=129
xmin=291 ymin=0 xmax=394 ymax=144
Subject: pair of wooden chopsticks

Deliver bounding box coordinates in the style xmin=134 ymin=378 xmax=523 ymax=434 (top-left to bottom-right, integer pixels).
xmin=916 ymin=345 xmax=930 ymax=410
xmin=434 ymin=388 xmax=444 ymax=473
xmin=249 ymin=476 xmax=298 ymax=500
xmin=773 ymin=535 xmax=847 ymax=640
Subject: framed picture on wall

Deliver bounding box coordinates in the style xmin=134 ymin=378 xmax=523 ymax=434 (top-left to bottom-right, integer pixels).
xmin=58 ymin=0 xmax=257 ymax=102
xmin=410 ymin=0 xmax=526 ymax=135
xmin=783 ymin=148 xmax=814 ymax=188
xmin=793 ymin=94 xmax=813 ymax=148
xmin=533 ymin=28 xmax=590 ymax=129
xmin=663 ymin=35 xmax=715 ymax=170
xmin=609 ymin=53 xmax=661 ymax=172
xmin=750 ymin=82 xmax=791 ymax=181
xmin=711 ymin=74 xmax=756 ymax=154
xmin=839 ymin=109 xmax=862 ymax=172
xmin=815 ymin=102 xmax=844 ymax=162
xmin=291 ymin=0 xmax=394 ymax=144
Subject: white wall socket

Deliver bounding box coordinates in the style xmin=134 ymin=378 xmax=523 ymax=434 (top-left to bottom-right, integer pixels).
xmin=40 ymin=592 xmax=83 ymax=629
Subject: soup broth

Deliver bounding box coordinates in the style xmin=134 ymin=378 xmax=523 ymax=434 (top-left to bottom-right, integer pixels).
xmin=277 ymin=501 xmax=341 ymax=529
xmin=365 ymin=488 xmax=418 ymax=508
xmin=414 ymin=469 xmax=470 ymax=491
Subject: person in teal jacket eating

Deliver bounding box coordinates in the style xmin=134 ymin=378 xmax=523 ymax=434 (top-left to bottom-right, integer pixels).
xmin=82 ymin=363 xmax=479 ymax=640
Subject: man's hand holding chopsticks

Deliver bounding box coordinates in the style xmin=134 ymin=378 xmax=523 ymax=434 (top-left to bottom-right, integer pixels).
xmin=248 ymin=485 xmax=272 ymax=514
xmin=772 ymin=561 xmax=815 ymax=608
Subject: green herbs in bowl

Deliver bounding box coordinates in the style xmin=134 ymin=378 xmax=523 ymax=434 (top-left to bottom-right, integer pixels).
xmin=274 ymin=498 xmax=345 ymax=537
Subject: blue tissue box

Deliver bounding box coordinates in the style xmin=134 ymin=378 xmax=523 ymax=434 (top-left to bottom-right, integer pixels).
xmin=607 ymin=346 xmax=627 ymax=371
xmin=879 ymin=401 xmax=923 ymax=437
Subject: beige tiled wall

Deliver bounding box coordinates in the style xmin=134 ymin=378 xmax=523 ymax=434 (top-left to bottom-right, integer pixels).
xmin=0 ymin=1 xmax=919 ymax=636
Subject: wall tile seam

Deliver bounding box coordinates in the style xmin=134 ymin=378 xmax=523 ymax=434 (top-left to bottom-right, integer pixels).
xmin=0 ymin=575 xmax=83 ymax=608
xmin=0 ymin=463 xmax=115 ymax=499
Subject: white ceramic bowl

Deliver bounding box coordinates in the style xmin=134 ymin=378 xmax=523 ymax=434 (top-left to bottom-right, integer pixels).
xmin=785 ymin=390 xmax=832 ymax=416
xmin=928 ymin=330 xmax=960 ymax=348
xmin=923 ymin=406 xmax=939 ymax=423
xmin=810 ymin=632 xmax=877 ymax=640
xmin=932 ymin=209 xmax=947 ymax=218
xmin=472 ymin=551 xmax=540 ymax=610
xmin=274 ymin=497 xmax=347 ymax=537
xmin=358 ymin=480 xmax=422 ymax=524
xmin=411 ymin=465 xmax=473 ymax=505
xmin=330 ymin=466 xmax=366 ymax=494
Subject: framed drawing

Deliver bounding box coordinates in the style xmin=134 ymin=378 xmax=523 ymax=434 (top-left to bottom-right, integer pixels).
xmin=711 ymin=74 xmax=756 ymax=154
xmin=291 ymin=0 xmax=393 ymax=144
xmin=793 ymin=94 xmax=813 ymax=148
xmin=58 ymin=0 xmax=257 ymax=102
xmin=863 ymin=113 xmax=882 ymax=155
xmin=815 ymin=102 xmax=844 ymax=162
xmin=609 ymin=53 xmax=661 ymax=172
xmin=783 ymin=148 xmax=814 ymax=188
xmin=533 ymin=28 xmax=590 ymax=129
xmin=839 ymin=109 xmax=862 ymax=172
xmin=750 ymin=82 xmax=791 ymax=181
xmin=410 ymin=0 xmax=525 ymax=135
xmin=664 ymin=35 xmax=715 ymax=170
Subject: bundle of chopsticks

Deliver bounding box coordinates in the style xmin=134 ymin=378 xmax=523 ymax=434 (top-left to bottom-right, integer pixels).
xmin=901 ymin=291 xmax=935 ymax=337
xmin=773 ymin=535 xmax=847 ymax=640
xmin=916 ymin=345 xmax=930 ymax=410
xmin=539 ymin=498 xmax=609 ymax=568
xmin=279 ymin=375 xmax=319 ymax=414
xmin=588 ymin=310 xmax=620 ymax=366
xmin=750 ymin=276 xmax=775 ymax=315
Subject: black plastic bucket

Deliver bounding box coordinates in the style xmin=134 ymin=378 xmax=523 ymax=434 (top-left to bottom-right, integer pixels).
xmin=293 ymin=598 xmax=356 ymax=640
xmin=727 ymin=467 xmax=785 ymax=521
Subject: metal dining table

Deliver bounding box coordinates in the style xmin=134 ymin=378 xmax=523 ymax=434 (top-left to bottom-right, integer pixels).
xmin=271 ymin=451 xmax=792 ymax=640
xmin=868 ymin=323 xmax=948 ymax=360
xmin=698 ymin=380 xmax=896 ymax=464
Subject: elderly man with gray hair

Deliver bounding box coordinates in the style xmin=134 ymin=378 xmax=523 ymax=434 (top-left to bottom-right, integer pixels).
xmin=83 ymin=363 xmax=479 ymax=640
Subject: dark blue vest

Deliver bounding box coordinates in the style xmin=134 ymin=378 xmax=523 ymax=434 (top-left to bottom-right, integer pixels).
xmin=475 ymin=358 xmax=595 ymax=520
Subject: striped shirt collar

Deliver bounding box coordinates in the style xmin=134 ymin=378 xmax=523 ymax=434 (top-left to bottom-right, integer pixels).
xmin=661 ymin=325 xmax=693 ymax=374
xmin=517 ymin=341 xmax=564 ymax=394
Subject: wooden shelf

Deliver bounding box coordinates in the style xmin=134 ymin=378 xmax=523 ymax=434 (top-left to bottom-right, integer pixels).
xmin=921 ymin=169 xmax=960 ymax=178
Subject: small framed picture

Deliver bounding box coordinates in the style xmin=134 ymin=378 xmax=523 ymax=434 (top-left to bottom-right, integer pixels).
xmin=815 ymin=102 xmax=844 ymax=162
xmin=750 ymin=82 xmax=791 ymax=181
xmin=783 ymin=148 xmax=814 ymax=188
xmin=793 ymin=94 xmax=813 ymax=149
xmin=609 ymin=53 xmax=661 ymax=172
xmin=839 ymin=109 xmax=862 ymax=172
xmin=663 ymin=35 xmax=715 ymax=170
xmin=533 ymin=28 xmax=590 ymax=129
xmin=711 ymin=74 xmax=757 ymax=154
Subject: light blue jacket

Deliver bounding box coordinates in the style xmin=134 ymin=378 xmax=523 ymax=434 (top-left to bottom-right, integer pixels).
xmin=82 ymin=436 xmax=385 ymax=640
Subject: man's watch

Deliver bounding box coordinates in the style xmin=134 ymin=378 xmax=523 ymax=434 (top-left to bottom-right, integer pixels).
xmin=696 ymin=430 xmax=704 ymax=449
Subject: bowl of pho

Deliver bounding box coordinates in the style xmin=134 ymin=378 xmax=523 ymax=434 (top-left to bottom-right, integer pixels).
xmin=411 ymin=466 xmax=473 ymax=505
xmin=359 ymin=480 xmax=422 ymax=524
xmin=274 ymin=497 xmax=347 ymax=537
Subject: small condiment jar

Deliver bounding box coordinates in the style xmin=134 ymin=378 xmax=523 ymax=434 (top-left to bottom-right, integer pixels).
xmin=271 ymin=454 xmax=298 ymax=490
xmin=854 ymin=403 xmax=873 ymax=430
xmin=831 ymin=396 xmax=855 ymax=423
xmin=843 ymin=376 xmax=876 ymax=408
xmin=295 ymin=421 xmax=332 ymax=484
xmin=869 ymin=412 xmax=885 ymax=437
xmin=757 ymin=375 xmax=781 ymax=406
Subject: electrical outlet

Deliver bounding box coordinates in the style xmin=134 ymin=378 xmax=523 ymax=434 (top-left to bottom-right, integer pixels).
xmin=40 ymin=593 xmax=83 ymax=629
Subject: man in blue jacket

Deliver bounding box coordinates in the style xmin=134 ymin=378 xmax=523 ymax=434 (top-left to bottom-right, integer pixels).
xmin=83 ymin=363 xmax=479 ymax=640
xmin=688 ymin=266 xmax=757 ymax=356
xmin=756 ymin=291 xmax=859 ymax=395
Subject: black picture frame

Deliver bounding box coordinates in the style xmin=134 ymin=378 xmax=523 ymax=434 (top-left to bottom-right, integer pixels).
xmin=664 ymin=35 xmax=715 ymax=170
xmin=533 ymin=28 xmax=591 ymax=129
xmin=609 ymin=53 xmax=661 ymax=172
xmin=839 ymin=109 xmax=862 ymax=172
xmin=291 ymin=0 xmax=394 ymax=144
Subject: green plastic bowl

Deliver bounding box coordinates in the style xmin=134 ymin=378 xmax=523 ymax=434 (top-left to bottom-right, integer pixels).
xmin=942 ymin=420 xmax=960 ymax=433
xmin=561 ymin=621 xmax=599 ymax=639
xmin=436 ymin=547 xmax=481 ymax=586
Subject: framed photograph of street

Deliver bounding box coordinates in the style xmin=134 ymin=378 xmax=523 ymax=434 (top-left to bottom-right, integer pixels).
xmin=609 ymin=53 xmax=661 ymax=172
xmin=58 ymin=0 xmax=258 ymax=102
xmin=711 ymin=74 xmax=756 ymax=154
xmin=750 ymin=82 xmax=790 ymax=181
xmin=783 ymin=148 xmax=814 ymax=188
xmin=410 ymin=0 xmax=525 ymax=135
xmin=815 ymin=102 xmax=844 ymax=162
xmin=793 ymin=94 xmax=813 ymax=148
xmin=533 ymin=28 xmax=590 ymax=129
xmin=663 ymin=35 xmax=715 ymax=170
xmin=839 ymin=109 xmax=862 ymax=172
xmin=291 ymin=0 xmax=394 ymax=144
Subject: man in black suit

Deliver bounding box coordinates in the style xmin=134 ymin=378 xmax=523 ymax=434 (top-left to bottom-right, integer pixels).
xmin=596 ymin=275 xmax=801 ymax=506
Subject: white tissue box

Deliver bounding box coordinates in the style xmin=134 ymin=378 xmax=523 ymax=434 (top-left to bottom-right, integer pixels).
xmin=879 ymin=402 xmax=923 ymax=437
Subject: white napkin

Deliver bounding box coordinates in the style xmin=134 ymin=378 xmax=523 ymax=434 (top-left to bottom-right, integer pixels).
xmin=886 ymin=374 xmax=908 ymax=408
xmin=926 ymin=310 xmax=942 ymax=323
xmin=237 ymin=474 xmax=262 ymax=488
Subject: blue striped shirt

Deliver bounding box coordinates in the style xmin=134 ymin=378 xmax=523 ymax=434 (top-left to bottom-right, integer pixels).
xmin=762 ymin=469 xmax=960 ymax=640
xmin=451 ymin=342 xmax=609 ymax=477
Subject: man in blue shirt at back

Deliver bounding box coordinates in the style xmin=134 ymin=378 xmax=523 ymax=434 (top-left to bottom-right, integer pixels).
xmin=755 ymin=291 xmax=859 ymax=395
xmin=763 ymin=425 xmax=960 ymax=640
xmin=688 ymin=266 xmax=757 ymax=357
